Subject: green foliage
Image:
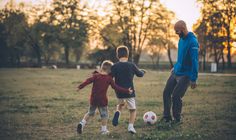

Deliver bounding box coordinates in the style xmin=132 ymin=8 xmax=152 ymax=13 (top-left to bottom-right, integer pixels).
xmin=0 ymin=0 xmax=90 ymax=67
xmin=0 ymin=9 xmax=28 ymax=67
xmin=96 ymin=0 xmax=177 ymax=64
xmin=194 ymin=0 xmax=236 ymax=68
xmin=49 ymin=0 xmax=89 ymax=64
xmin=88 ymin=47 xmax=117 ymax=64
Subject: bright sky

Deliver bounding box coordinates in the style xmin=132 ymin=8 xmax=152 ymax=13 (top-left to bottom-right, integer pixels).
xmin=160 ymin=0 xmax=201 ymax=31
xmin=0 ymin=0 xmax=201 ymax=31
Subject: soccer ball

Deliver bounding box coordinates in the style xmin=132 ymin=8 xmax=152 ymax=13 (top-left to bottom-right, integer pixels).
xmin=143 ymin=111 xmax=157 ymax=125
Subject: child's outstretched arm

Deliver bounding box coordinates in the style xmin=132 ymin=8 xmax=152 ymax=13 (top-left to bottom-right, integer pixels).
xmin=77 ymin=75 xmax=95 ymax=91
xmin=133 ymin=64 xmax=145 ymax=77
xmin=110 ymin=78 xmax=133 ymax=94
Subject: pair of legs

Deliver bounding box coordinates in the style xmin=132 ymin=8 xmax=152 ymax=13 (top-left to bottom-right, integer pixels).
xmin=112 ymin=98 xmax=137 ymax=134
xmin=163 ymin=72 xmax=190 ymax=122
xmin=78 ymin=106 xmax=109 ymax=134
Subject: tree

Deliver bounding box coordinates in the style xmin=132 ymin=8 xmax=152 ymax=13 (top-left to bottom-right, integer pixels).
xmin=146 ymin=38 xmax=165 ymax=68
xmin=48 ymin=0 xmax=89 ymax=65
xmin=98 ymin=0 xmax=176 ymax=64
xmin=193 ymin=19 xmax=208 ymax=71
xmin=196 ymin=0 xmax=236 ymax=68
xmin=0 ymin=8 xmax=29 ymax=67
xmin=147 ymin=7 xmax=176 ymax=68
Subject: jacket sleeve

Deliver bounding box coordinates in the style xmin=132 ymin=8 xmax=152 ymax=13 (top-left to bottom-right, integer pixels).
xmin=109 ymin=78 xmax=130 ymax=93
xmin=190 ymin=40 xmax=199 ymax=82
xmin=78 ymin=75 xmax=95 ymax=89
xmin=132 ymin=63 xmax=144 ymax=77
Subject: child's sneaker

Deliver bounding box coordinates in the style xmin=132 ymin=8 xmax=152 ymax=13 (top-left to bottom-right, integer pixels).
xmin=101 ymin=130 xmax=110 ymax=135
xmin=128 ymin=126 xmax=136 ymax=134
xmin=112 ymin=111 xmax=120 ymax=126
xmin=77 ymin=123 xmax=83 ymax=134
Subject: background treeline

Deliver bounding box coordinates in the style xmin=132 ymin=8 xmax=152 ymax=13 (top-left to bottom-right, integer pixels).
xmin=0 ymin=0 xmax=235 ymax=71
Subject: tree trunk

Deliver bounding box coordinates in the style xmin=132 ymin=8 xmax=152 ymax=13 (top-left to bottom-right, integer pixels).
xmin=150 ymin=56 xmax=155 ymax=69
xmin=203 ymin=45 xmax=206 ymax=71
xmin=156 ymin=53 xmax=160 ymax=69
xmin=167 ymin=47 xmax=173 ymax=68
xmin=16 ymin=51 xmax=21 ymax=67
xmin=33 ymin=43 xmax=42 ymax=67
xmin=133 ymin=53 xmax=140 ymax=65
xmin=226 ymin=27 xmax=231 ymax=68
xmin=65 ymin=46 xmax=69 ymax=65
xmin=222 ymin=51 xmax=225 ymax=70
xmin=213 ymin=45 xmax=219 ymax=72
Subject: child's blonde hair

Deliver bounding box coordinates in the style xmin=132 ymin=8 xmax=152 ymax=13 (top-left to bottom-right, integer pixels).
xmin=101 ymin=60 xmax=113 ymax=73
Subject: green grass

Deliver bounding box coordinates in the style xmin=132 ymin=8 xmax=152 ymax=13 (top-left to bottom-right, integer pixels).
xmin=0 ymin=68 xmax=236 ymax=140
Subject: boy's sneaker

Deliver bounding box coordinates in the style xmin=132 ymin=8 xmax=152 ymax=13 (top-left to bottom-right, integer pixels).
xmin=112 ymin=111 xmax=120 ymax=126
xmin=128 ymin=126 xmax=136 ymax=134
xmin=101 ymin=130 xmax=110 ymax=135
xmin=77 ymin=123 xmax=83 ymax=134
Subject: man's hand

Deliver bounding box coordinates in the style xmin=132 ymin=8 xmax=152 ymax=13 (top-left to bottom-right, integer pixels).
xmin=128 ymin=88 xmax=133 ymax=94
xmin=190 ymin=81 xmax=197 ymax=89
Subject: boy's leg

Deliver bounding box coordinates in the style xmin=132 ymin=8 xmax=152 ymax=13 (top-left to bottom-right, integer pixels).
xmin=77 ymin=106 xmax=96 ymax=134
xmin=98 ymin=106 xmax=109 ymax=134
xmin=163 ymin=73 xmax=177 ymax=122
xmin=172 ymin=75 xmax=190 ymax=122
xmin=112 ymin=99 xmax=125 ymax=126
xmin=127 ymin=98 xmax=137 ymax=134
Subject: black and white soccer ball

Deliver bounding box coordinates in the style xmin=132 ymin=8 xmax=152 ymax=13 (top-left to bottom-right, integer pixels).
xmin=143 ymin=111 xmax=157 ymax=125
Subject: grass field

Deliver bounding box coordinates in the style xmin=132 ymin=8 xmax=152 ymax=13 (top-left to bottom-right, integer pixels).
xmin=0 ymin=68 xmax=236 ymax=140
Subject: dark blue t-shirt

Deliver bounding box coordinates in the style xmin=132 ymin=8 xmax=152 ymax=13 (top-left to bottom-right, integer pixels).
xmin=111 ymin=61 xmax=144 ymax=98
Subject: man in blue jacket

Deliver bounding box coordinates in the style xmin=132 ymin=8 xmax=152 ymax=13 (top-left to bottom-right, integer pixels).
xmin=162 ymin=20 xmax=199 ymax=123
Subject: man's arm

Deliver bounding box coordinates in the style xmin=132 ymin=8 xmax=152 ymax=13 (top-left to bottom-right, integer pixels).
xmin=190 ymin=40 xmax=199 ymax=89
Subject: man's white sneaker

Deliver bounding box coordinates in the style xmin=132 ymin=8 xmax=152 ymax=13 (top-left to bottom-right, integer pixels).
xmin=101 ymin=130 xmax=110 ymax=135
xmin=128 ymin=126 xmax=136 ymax=134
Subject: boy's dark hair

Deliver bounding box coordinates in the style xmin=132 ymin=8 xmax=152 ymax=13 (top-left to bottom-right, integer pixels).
xmin=101 ymin=60 xmax=113 ymax=72
xmin=116 ymin=45 xmax=129 ymax=59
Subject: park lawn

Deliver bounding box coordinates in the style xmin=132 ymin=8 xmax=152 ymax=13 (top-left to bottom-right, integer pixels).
xmin=0 ymin=68 xmax=236 ymax=140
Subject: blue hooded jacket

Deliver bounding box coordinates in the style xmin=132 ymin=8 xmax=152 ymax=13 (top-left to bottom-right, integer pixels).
xmin=174 ymin=32 xmax=199 ymax=82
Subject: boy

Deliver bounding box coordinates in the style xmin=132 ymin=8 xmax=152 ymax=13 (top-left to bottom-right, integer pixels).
xmin=76 ymin=60 xmax=132 ymax=135
xmin=111 ymin=45 xmax=145 ymax=134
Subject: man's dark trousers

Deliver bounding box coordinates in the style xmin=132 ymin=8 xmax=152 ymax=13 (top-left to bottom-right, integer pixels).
xmin=163 ymin=72 xmax=190 ymax=120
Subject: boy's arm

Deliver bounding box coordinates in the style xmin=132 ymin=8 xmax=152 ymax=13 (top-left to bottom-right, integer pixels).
xmin=133 ymin=63 xmax=145 ymax=77
xmin=78 ymin=75 xmax=95 ymax=89
xmin=110 ymin=78 xmax=131 ymax=94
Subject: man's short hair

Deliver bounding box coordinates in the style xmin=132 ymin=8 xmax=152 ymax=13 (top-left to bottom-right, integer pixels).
xmin=116 ymin=45 xmax=129 ymax=58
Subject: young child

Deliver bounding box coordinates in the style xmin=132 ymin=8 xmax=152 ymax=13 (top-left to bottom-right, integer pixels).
xmin=111 ymin=45 xmax=146 ymax=134
xmin=76 ymin=60 xmax=132 ymax=135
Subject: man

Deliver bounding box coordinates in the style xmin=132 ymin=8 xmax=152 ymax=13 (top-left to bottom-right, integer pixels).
xmin=162 ymin=20 xmax=199 ymax=123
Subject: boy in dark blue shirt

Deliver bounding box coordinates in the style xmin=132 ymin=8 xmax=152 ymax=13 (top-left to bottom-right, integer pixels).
xmin=111 ymin=45 xmax=145 ymax=134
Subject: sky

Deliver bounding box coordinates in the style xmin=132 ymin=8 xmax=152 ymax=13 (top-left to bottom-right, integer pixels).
xmin=0 ymin=0 xmax=201 ymax=30
xmin=160 ymin=0 xmax=201 ymax=31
